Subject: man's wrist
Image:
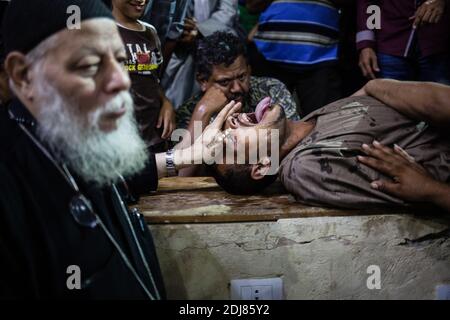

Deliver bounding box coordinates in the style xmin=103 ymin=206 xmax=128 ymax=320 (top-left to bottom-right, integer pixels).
xmin=426 ymin=180 xmax=450 ymax=204
xmin=173 ymin=147 xmax=194 ymax=170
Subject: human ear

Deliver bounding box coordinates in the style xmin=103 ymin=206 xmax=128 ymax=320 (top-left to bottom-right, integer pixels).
xmin=4 ymin=52 xmax=33 ymax=99
xmin=196 ymin=73 xmax=209 ymax=92
xmin=250 ymin=156 xmax=272 ymax=180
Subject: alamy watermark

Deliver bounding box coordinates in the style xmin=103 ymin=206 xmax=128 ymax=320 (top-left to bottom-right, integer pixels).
xmin=366 ymin=265 xmax=381 ymax=290
xmin=66 ymin=265 xmax=81 ymax=290
xmin=66 ymin=5 xmax=81 ymax=30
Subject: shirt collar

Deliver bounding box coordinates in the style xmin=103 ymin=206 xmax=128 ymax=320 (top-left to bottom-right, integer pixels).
xmin=8 ymin=98 xmax=37 ymax=129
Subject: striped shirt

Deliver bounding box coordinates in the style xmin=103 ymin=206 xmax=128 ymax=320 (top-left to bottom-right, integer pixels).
xmin=254 ymin=0 xmax=340 ymax=68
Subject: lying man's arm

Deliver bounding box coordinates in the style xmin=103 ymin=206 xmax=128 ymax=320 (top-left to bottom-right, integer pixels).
xmin=355 ymin=79 xmax=450 ymax=129
xmin=358 ymin=141 xmax=450 ymax=212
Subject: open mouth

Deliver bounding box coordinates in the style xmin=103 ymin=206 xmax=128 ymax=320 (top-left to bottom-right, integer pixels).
xmin=239 ymin=97 xmax=272 ymax=124
xmin=227 ymin=97 xmax=273 ymax=128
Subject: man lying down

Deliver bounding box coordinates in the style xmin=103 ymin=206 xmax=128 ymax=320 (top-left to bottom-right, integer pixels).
xmin=207 ymin=93 xmax=450 ymax=209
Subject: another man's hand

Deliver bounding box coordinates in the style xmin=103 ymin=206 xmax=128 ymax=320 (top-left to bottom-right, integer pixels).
xmin=359 ymin=48 xmax=380 ymax=80
xmin=357 ymin=141 xmax=436 ymax=202
xmin=157 ymin=99 xmax=176 ymax=139
xmin=411 ymin=0 xmax=446 ymax=27
xmin=196 ymin=86 xmax=228 ymax=116
xmin=179 ymin=17 xmax=198 ymax=46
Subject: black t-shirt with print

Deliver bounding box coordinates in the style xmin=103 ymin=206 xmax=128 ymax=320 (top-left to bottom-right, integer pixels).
xmin=118 ymin=22 xmax=164 ymax=147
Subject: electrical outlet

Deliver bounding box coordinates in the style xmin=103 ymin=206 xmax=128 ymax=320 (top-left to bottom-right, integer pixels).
xmin=230 ymin=278 xmax=283 ymax=300
xmin=436 ymin=284 xmax=450 ymax=300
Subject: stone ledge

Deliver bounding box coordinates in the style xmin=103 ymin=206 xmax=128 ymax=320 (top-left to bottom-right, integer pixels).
xmin=137 ymin=177 xmax=441 ymax=224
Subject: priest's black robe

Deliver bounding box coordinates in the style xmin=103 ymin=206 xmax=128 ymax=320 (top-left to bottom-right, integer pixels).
xmin=0 ymin=99 xmax=165 ymax=299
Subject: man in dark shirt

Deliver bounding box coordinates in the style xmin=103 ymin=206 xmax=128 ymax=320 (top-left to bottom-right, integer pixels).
xmin=357 ymin=0 xmax=450 ymax=83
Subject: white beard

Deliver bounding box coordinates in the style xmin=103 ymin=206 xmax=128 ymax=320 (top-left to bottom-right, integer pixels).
xmin=34 ymin=80 xmax=148 ymax=187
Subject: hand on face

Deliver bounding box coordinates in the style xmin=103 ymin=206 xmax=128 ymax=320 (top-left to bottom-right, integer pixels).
xmin=357 ymin=141 xmax=437 ymax=202
xmin=196 ymin=86 xmax=228 ymax=115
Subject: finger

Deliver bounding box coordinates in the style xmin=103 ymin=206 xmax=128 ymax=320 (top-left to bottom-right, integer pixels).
xmin=163 ymin=116 xmax=170 ymax=139
xmin=170 ymin=121 xmax=176 ymax=137
xmin=361 ymin=142 xmax=394 ymax=161
xmin=431 ymin=13 xmax=441 ymax=23
xmin=157 ymin=114 xmax=162 ymax=128
xmin=414 ymin=8 xmax=424 ymax=26
xmin=211 ymin=101 xmax=241 ymax=129
xmin=372 ymin=140 xmax=395 ymax=154
xmin=223 ymin=102 xmax=242 ymax=121
xmin=370 ymin=180 xmax=400 ymax=196
xmin=357 ymin=155 xmax=397 ymax=176
xmin=393 ymin=144 xmax=416 ymax=163
xmin=364 ymin=61 xmax=376 ymax=79
xmin=370 ymin=141 xmax=408 ymax=165
xmin=358 ymin=62 xmax=368 ymax=78
xmin=428 ymin=11 xmax=437 ymax=23
xmin=357 ymin=155 xmax=389 ymax=174
xmin=421 ymin=9 xmax=433 ymax=23
xmin=430 ymin=11 xmax=441 ymax=23
xmin=371 ymin=55 xmax=380 ymax=73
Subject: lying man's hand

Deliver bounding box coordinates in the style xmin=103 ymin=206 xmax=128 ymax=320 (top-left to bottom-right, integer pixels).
xmin=175 ymin=101 xmax=242 ymax=166
xmin=357 ymin=141 xmax=440 ymax=202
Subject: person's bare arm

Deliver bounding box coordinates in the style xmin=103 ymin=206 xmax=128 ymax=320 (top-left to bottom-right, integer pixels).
xmin=357 ymin=141 xmax=450 ymax=212
xmin=355 ymin=79 xmax=450 ymax=129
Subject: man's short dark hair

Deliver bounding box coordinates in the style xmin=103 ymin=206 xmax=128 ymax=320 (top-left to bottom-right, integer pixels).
xmin=208 ymin=164 xmax=277 ymax=195
xmin=195 ymin=31 xmax=247 ymax=81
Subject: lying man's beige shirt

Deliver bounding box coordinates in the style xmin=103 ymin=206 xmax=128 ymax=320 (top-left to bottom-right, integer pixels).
xmin=280 ymin=96 xmax=450 ymax=208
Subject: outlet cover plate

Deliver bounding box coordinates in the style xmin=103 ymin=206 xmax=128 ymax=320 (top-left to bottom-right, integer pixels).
xmin=230 ymin=278 xmax=283 ymax=300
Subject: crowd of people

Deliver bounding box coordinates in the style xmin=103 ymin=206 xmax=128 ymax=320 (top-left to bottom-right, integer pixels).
xmin=0 ymin=0 xmax=449 ymax=298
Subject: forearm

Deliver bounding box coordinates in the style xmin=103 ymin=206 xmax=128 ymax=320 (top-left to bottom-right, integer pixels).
xmin=158 ymin=87 xmax=169 ymax=103
xmin=161 ymin=39 xmax=177 ymax=75
xmin=186 ymin=105 xmax=213 ymax=144
xmin=365 ymin=79 xmax=450 ymax=128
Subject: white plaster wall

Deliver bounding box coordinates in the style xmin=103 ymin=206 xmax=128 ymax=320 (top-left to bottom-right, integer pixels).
xmin=149 ymin=214 xmax=450 ymax=299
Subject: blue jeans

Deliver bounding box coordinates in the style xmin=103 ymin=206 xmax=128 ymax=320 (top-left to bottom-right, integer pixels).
xmin=377 ymin=52 xmax=450 ymax=85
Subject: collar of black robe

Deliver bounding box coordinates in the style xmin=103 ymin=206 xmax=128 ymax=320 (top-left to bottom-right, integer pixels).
xmin=8 ymin=98 xmax=37 ymax=129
